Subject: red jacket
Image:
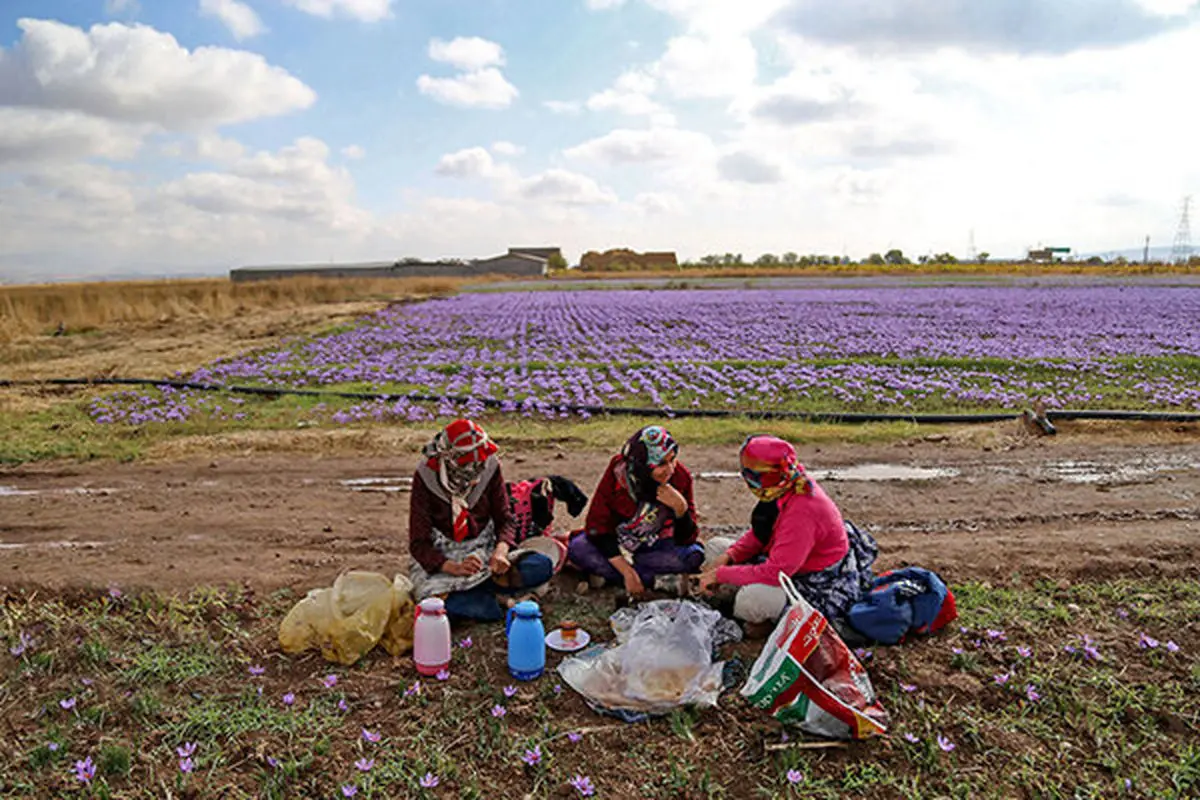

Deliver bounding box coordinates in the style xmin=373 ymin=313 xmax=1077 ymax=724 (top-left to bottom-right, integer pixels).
xmin=408 ymin=468 xmax=515 ymax=574
xmin=583 ymin=455 xmax=699 ymax=558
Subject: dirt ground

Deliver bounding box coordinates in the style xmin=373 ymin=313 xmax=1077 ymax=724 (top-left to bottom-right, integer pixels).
xmin=3 ymin=427 xmax=1199 ymax=593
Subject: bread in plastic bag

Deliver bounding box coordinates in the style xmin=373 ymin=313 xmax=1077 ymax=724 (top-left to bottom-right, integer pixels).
xmin=279 ymin=571 xmax=414 ymax=665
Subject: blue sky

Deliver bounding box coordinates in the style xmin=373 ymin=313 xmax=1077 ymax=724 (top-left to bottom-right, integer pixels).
xmin=1 ymin=0 xmax=1198 ymax=281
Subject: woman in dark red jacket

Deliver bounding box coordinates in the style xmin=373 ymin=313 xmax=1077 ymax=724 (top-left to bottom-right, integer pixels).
xmin=567 ymin=425 xmax=704 ymax=597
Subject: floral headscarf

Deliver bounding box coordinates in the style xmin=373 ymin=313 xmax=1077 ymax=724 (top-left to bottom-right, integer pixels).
xmin=738 ymin=435 xmax=812 ymax=503
xmin=422 ymin=418 xmax=499 ymax=498
xmin=618 ymin=425 xmax=679 ymax=503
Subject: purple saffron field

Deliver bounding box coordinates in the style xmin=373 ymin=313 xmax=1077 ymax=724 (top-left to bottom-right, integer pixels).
xmin=88 ymin=285 xmax=1200 ymax=426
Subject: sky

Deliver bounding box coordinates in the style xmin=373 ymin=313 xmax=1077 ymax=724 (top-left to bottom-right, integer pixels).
xmin=1 ymin=0 xmax=1198 ymax=282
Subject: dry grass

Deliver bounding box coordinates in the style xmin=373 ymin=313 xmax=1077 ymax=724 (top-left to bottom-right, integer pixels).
xmin=0 ymin=275 xmax=466 ymax=344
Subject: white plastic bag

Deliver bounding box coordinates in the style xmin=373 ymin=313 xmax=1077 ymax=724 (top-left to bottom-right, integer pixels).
xmin=558 ymin=600 xmax=725 ymax=715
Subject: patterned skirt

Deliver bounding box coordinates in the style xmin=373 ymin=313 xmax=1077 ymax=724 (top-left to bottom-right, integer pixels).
xmin=792 ymin=520 xmax=879 ymax=624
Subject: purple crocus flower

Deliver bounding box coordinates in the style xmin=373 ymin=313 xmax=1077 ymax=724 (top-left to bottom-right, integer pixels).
xmin=354 ymin=758 xmax=374 ymax=772
xmin=567 ymin=731 xmax=583 ymax=743
xmin=937 ymin=735 xmax=955 ymax=752
xmin=993 ymin=673 xmax=1010 ymax=686
xmin=986 ymin=629 xmax=1007 ymax=641
xmin=553 ymin=684 xmax=563 ymax=695
xmin=248 ymin=664 xmax=266 ymax=676
xmin=491 ymin=705 xmax=507 ymax=718
xmin=569 ymin=774 xmax=595 ymax=796
xmin=405 ymin=681 xmax=421 ymax=698
xmin=362 ymin=728 xmax=381 ymax=743
xmin=266 ymin=756 xmax=280 ymax=768
xmin=1138 ymin=633 xmax=1160 ymax=650
xmin=74 ymin=757 xmax=96 ymax=783
xmin=903 ymin=733 xmax=920 ymax=743
xmin=503 ymin=685 xmax=518 ymax=698
xmin=176 ymin=742 xmax=197 ymax=758
xmin=1166 ymin=640 xmax=1180 ymax=653
xmin=458 ymin=637 xmax=473 ymax=649
xmin=342 ymin=785 xmax=358 ymax=797
xmin=47 ymin=742 xmax=60 ymax=752
xmin=521 ymin=746 xmax=542 ymax=766
xmin=786 ymin=769 xmax=803 ymax=784
xmin=338 ymin=699 xmax=350 ymax=712
xmin=436 ymin=668 xmax=451 ymax=681
xmin=9 ymin=631 xmax=34 ymax=657
xmin=322 ymin=674 xmax=339 ymax=689
xmin=179 ymin=757 xmax=194 ymax=774
xmin=60 ymin=697 xmax=77 ymax=710
xmin=108 ymin=585 xmax=123 ymax=599
xmin=1016 ymin=646 xmax=1032 ymax=658
xmin=1025 ymin=684 xmax=1041 ymax=702
xmin=420 ymin=772 xmax=439 ymax=788
xmin=1116 ymin=607 xmax=1130 ymax=619
xmin=281 ymin=692 xmax=295 ymax=706
xmin=899 ymin=682 xmax=917 ymax=693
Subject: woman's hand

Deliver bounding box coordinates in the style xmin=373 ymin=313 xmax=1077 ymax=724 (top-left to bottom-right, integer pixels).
xmin=698 ymin=568 xmax=720 ymax=596
xmin=489 ymin=544 xmax=512 ymax=576
xmin=656 ymin=484 xmax=688 ymax=518
xmin=445 ymin=554 xmax=484 ymax=577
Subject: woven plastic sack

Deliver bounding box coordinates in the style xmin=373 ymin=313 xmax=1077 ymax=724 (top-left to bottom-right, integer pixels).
xmin=740 ymin=574 xmax=888 ymax=740
xmin=279 ymin=571 xmax=414 ymax=665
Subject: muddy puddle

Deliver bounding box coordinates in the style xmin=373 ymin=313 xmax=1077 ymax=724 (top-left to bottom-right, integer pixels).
xmin=0 ymin=540 xmax=112 ymax=551
xmin=1036 ymin=457 xmax=1200 ymax=485
xmin=698 ymin=464 xmax=961 ymax=483
xmin=340 ymin=477 xmax=413 ymax=493
xmin=0 ymin=486 xmax=119 ymax=498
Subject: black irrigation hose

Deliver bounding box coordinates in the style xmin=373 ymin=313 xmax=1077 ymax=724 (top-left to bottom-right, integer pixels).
xmin=4 ymin=376 xmax=1200 ymax=424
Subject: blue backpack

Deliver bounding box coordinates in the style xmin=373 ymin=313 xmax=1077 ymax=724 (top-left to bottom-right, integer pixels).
xmin=847 ymin=567 xmax=957 ymax=646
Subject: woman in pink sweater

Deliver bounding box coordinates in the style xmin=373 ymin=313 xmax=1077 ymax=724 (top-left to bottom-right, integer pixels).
xmin=699 ymin=435 xmax=877 ymax=627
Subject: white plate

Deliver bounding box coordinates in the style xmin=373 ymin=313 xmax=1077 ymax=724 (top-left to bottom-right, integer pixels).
xmin=546 ymin=628 xmax=591 ymax=652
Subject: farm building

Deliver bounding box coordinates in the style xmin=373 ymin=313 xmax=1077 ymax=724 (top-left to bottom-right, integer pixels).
xmin=229 ymin=247 xmax=560 ymax=282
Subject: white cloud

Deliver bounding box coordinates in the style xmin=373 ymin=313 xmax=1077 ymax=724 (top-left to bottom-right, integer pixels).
xmin=716 ymin=151 xmax=784 ymax=184
xmin=434 ymin=146 xmax=511 ymax=179
xmin=416 ymin=68 xmax=518 ymax=109
xmin=655 ymin=33 xmax=758 ymax=98
xmin=586 ymin=70 xmax=676 ymax=123
xmin=565 ymin=127 xmax=715 ymax=165
xmin=200 ymin=0 xmax=266 ymax=41
xmin=341 ymin=144 xmax=366 ymax=159
xmin=428 ymin=36 xmax=505 ymax=70
xmin=544 ymin=100 xmax=583 ymax=115
xmin=632 ymin=191 xmax=682 ymax=214
xmin=0 ymin=19 xmax=315 ymax=129
xmin=517 ymin=169 xmax=618 ymax=205
xmin=0 ymin=109 xmax=145 ymax=164
xmin=491 ymin=141 xmax=524 ymax=156
xmin=281 ymin=0 xmax=393 ymax=22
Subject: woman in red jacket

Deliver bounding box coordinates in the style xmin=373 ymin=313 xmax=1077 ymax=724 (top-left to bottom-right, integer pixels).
xmin=567 ymin=425 xmax=704 ymax=597
xmin=699 ymin=434 xmax=877 ymax=627
xmin=408 ymin=419 xmax=554 ymax=621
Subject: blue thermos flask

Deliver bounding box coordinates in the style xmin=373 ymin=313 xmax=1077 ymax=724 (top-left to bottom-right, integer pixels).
xmin=505 ymin=600 xmax=546 ymax=681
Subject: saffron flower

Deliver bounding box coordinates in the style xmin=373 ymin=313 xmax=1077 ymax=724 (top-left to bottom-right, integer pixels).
xmin=1166 ymin=640 xmax=1180 ymax=653
xmin=354 ymin=758 xmax=374 ymax=772
xmin=951 ymin=647 xmax=964 ymax=655
xmin=854 ymin=648 xmax=873 ymax=661
xmin=74 ymin=757 xmax=96 ymax=783
xmin=179 ymin=757 xmax=194 ymax=774
xmin=567 ymin=731 xmax=583 ymax=743
xmin=436 ymin=668 xmax=450 ymax=681
xmin=80 ymin=678 xmax=94 ymax=687
xmin=282 ymin=692 xmax=295 ymax=706
xmin=338 ymin=699 xmax=350 ymax=712
xmin=177 ymin=742 xmax=197 ymax=758
xmin=986 ymin=629 xmax=1007 ymax=641
xmin=458 ymin=636 xmax=473 ymax=649
xmin=903 ymin=733 xmax=920 ymax=743
xmin=322 ymin=674 xmax=339 ymax=689
xmin=1025 ymin=684 xmax=1041 ymax=702
xmin=993 ymin=673 xmax=1010 ymax=685
xmin=554 ymin=684 xmax=563 ymax=695
xmin=266 ymin=756 xmax=280 ymax=768
xmin=1116 ymin=607 xmax=1130 ymax=619
xmin=342 ymin=785 xmax=358 ymax=797
xmin=362 ymin=728 xmax=381 ymax=743
xmin=521 ymin=746 xmax=542 ymax=766
xmin=503 ymin=685 xmax=518 ymax=698
xmin=1138 ymin=633 xmax=1160 ymax=650
xmin=60 ymin=697 xmax=77 ymax=710
xmin=248 ymin=664 xmax=266 ymax=676
xmin=405 ymin=681 xmax=421 ymax=698
xmin=9 ymin=631 xmax=34 ymax=657
xmin=47 ymin=743 xmax=60 ymax=752
xmin=108 ymin=585 xmax=123 ymax=599
xmin=787 ymin=769 xmax=803 ymax=784
xmin=937 ymin=735 xmax=956 ymax=752
xmin=491 ymin=704 xmax=507 ymax=718
xmin=420 ymin=773 xmax=439 ymax=788
xmin=569 ymin=774 xmax=596 ymax=796
xmin=1016 ymin=646 xmax=1032 ymax=658
xmin=899 ymin=682 xmax=917 ymax=693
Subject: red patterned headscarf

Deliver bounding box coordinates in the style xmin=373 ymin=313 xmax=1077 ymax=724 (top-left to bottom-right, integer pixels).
xmin=423 ymin=419 xmax=499 ymax=497
xmin=739 ymin=435 xmax=812 ymax=502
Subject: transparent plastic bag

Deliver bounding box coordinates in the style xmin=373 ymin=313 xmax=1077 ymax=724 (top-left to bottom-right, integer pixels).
xmin=279 ymin=571 xmax=414 ymax=665
xmin=558 ymin=600 xmax=725 ymax=715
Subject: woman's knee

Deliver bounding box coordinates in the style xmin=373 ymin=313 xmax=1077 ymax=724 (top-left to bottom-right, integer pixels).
xmin=733 ymin=585 xmax=789 ymax=624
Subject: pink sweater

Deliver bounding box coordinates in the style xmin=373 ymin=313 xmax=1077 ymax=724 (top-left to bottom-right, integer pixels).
xmin=715 ymin=482 xmax=849 ymax=587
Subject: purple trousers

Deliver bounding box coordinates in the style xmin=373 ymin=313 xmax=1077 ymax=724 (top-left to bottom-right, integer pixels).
xmin=567 ymin=534 xmax=705 ymax=585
